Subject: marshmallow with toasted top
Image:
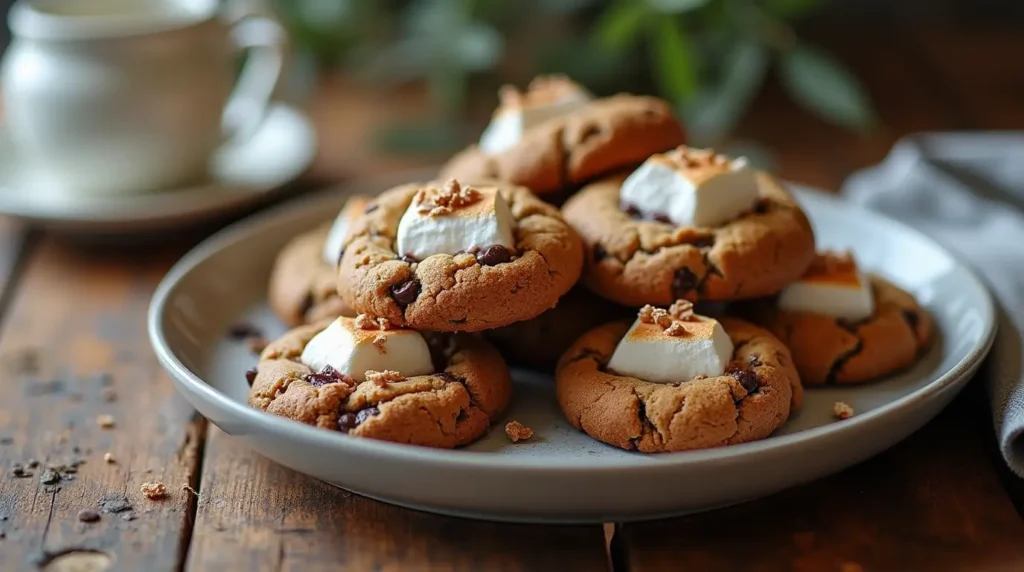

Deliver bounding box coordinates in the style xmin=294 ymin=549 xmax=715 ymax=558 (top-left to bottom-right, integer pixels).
xmin=300 ymin=316 xmax=433 ymax=382
xmin=479 ymin=75 xmax=592 ymax=155
xmin=607 ymin=303 xmax=735 ymax=384
xmin=620 ymin=146 xmax=759 ymax=228
xmin=777 ymin=251 xmax=875 ymax=321
xmin=322 ymin=196 xmax=370 ymax=266
xmin=395 ymin=180 xmax=516 ymax=261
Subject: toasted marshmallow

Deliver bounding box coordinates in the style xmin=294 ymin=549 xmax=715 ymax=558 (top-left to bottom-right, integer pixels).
xmin=620 ymin=147 xmax=758 ymax=228
xmin=777 ymin=251 xmax=875 ymax=321
xmin=300 ymin=316 xmax=433 ymax=382
xmin=479 ymin=75 xmax=592 ymax=155
xmin=395 ymin=180 xmax=516 ymax=261
xmin=322 ymin=196 xmax=370 ymax=265
xmin=607 ymin=303 xmax=734 ymax=384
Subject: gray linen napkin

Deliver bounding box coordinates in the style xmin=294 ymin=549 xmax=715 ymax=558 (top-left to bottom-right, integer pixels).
xmin=841 ymin=133 xmax=1024 ymax=476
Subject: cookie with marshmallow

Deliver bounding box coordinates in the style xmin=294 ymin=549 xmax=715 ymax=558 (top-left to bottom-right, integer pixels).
xmin=555 ymin=302 xmax=802 ymax=453
xmin=440 ymin=74 xmax=686 ymax=199
xmin=268 ymin=195 xmax=371 ymax=326
xmin=338 ymin=178 xmax=583 ymax=332
xmin=247 ymin=315 xmax=513 ymax=448
xmin=562 ymin=145 xmax=816 ymax=307
xmin=745 ymin=251 xmax=932 ymax=385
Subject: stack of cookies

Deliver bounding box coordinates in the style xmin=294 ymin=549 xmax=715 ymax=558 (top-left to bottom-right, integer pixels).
xmin=252 ymin=74 xmax=932 ymax=453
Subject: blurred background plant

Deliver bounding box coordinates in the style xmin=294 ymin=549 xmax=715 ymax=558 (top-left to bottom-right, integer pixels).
xmin=272 ymin=0 xmax=877 ymax=161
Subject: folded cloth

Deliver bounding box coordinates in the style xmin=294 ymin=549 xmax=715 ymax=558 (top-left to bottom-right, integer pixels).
xmin=841 ymin=133 xmax=1024 ymax=476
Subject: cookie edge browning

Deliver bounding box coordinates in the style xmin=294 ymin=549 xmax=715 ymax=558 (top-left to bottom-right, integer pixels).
xmin=749 ymin=275 xmax=932 ymax=385
xmin=247 ymin=319 xmax=513 ymax=449
xmin=268 ymin=224 xmax=356 ymax=327
xmin=338 ymin=181 xmax=584 ymax=332
xmin=439 ymin=94 xmax=686 ymax=196
xmin=555 ymin=317 xmax=801 ymax=453
xmin=562 ymin=171 xmax=816 ymax=306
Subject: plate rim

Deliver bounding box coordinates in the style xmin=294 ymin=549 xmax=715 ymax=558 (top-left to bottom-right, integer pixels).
xmin=148 ymin=169 xmax=997 ymax=473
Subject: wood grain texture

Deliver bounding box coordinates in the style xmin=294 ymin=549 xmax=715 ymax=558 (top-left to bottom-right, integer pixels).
xmin=186 ymin=428 xmax=609 ymax=572
xmin=615 ymin=397 xmax=1024 ymax=572
xmin=0 ymin=239 xmax=203 ymax=571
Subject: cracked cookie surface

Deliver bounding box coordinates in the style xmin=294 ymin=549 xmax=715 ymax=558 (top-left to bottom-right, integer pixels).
xmin=555 ymin=318 xmax=802 ymax=453
xmin=562 ymin=171 xmax=816 ymax=306
xmin=247 ymin=319 xmax=513 ymax=448
xmin=268 ymin=223 xmax=354 ymax=327
xmin=744 ymin=275 xmax=932 ymax=385
xmin=439 ymin=94 xmax=685 ymax=199
xmin=338 ymin=180 xmax=584 ymax=332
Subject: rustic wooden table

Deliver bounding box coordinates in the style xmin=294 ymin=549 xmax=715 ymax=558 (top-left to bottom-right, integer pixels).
xmin=3 ymin=13 xmax=1024 ymax=572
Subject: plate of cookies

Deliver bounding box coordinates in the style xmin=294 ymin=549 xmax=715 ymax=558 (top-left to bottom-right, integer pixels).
xmin=149 ymin=76 xmax=996 ymax=523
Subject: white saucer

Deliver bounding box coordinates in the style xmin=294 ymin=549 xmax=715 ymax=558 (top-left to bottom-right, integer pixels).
xmin=149 ymin=170 xmax=996 ymax=523
xmin=0 ymin=102 xmax=316 ymax=235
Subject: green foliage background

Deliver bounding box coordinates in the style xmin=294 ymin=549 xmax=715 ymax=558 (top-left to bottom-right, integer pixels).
xmin=273 ymin=0 xmax=876 ymax=157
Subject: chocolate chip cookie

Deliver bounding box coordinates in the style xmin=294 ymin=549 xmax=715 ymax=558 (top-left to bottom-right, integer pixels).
xmin=338 ymin=179 xmax=584 ymax=332
xmin=483 ymin=286 xmax=633 ymax=370
xmin=268 ymin=223 xmax=354 ymax=327
xmin=561 ymin=171 xmax=816 ymax=306
xmin=248 ymin=319 xmax=513 ymax=448
xmin=556 ymin=317 xmax=802 ymax=453
xmin=743 ymin=275 xmax=932 ymax=385
xmin=440 ymin=94 xmax=686 ymax=199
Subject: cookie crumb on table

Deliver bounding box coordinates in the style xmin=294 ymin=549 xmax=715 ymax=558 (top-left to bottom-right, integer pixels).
xmin=141 ymin=482 xmax=167 ymax=500
xmin=505 ymin=421 xmax=533 ymax=443
xmin=103 ymin=453 xmax=115 ymax=464
xmin=833 ymin=401 xmax=855 ymax=420
xmin=365 ymin=370 xmax=403 ymax=387
xmin=97 ymin=414 xmax=116 ymax=429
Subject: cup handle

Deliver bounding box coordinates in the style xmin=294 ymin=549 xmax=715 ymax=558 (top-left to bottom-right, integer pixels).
xmin=221 ymin=14 xmax=286 ymax=141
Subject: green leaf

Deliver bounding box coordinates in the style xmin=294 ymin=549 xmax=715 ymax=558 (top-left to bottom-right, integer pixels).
xmin=684 ymin=40 xmax=768 ymax=141
xmin=651 ymin=17 xmax=698 ymax=102
xmin=595 ymin=0 xmax=648 ymax=51
xmin=779 ymin=45 xmax=876 ymax=130
xmin=762 ymin=0 xmax=820 ymax=19
xmin=647 ymin=0 xmax=711 ymax=13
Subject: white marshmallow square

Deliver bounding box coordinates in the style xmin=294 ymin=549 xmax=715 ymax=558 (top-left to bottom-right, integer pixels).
xmin=777 ymin=253 xmax=875 ymax=321
xmin=300 ymin=317 xmax=434 ymax=382
xmin=479 ymin=77 xmax=592 ymax=155
xmin=395 ymin=184 xmax=516 ymax=261
xmin=607 ymin=315 xmax=734 ymax=384
xmin=619 ymin=148 xmax=758 ymax=228
xmin=322 ymin=196 xmax=370 ymax=265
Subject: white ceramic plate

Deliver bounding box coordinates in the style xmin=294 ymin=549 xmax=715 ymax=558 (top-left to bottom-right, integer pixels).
xmin=148 ymin=170 xmax=996 ymax=523
xmin=0 ymin=103 xmax=316 ymax=235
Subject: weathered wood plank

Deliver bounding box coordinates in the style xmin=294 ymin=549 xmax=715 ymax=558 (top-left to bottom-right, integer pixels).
xmin=615 ymin=396 xmax=1024 ymax=572
xmin=0 ymin=238 xmax=203 ymax=571
xmin=186 ymin=427 xmax=609 ymax=572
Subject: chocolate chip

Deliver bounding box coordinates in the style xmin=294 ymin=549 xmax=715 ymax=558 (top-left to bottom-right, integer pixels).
xmin=727 ymin=366 xmax=760 ymax=393
xmin=77 ymin=509 xmax=101 ymax=523
xmin=593 ymin=244 xmax=609 ymax=261
xmin=305 ymin=365 xmax=351 ymax=387
xmin=245 ymin=367 xmax=258 ymax=386
xmin=355 ymin=406 xmax=380 ymax=425
xmin=227 ymin=322 xmax=262 ymax=340
xmin=692 ymin=235 xmax=715 ymax=249
xmin=338 ymin=413 xmax=358 ymax=433
xmin=753 ymin=199 xmax=771 ymax=214
xmin=400 ymin=254 xmax=419 ymax=264
xmin=671 ymin=267 xmax=699 ymax=298
xmin=476 ymin=245 xmax=511 ymax=266
xmin=391 ymin=280 xmax=420 ymax=306
xmin=621 ymin=203 xmax=641 ymax=218
xmin=363 ymin=203 xmax=379 ymax=214
xmin=748 ymin=355 xmax=763 ymax=367
xmin=903 ymin=310 xmax=920 ymax=330
xmin=652 ymin=213 xmax=672 ymax=224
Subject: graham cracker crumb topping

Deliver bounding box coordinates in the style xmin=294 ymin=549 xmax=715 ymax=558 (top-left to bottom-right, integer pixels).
xmin=372 ymin=334 xmax=387 ymax=355
xmin=355 ymin=314 xmax=391 ymax=331
xmin=833 ymin=401 xmax=855 ymax=420
xmin=639 ymin=303 xmax=697 ymax=336
xmin=669 ymin=300 xmax=697 ymax=322
xmin=414 ymin=179 xmax=482 ymax=217
xmin=365 ymin=370 xmax=404 ymax=387
xmin=505 ymin=421 xmax=534 ymax=443
xmin=141 ymin=482 xmax=167 ymax=500
xmin=808 ymin=251 xmax=857 ymax=277
xmin=662 ymin=146 xmax=732 ymax=170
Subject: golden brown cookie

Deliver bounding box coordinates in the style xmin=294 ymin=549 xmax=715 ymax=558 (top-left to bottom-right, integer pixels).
xmin=743 ymin=275 xmax=932 ymax=385
xmin=561 ymin=171 xmax=816 ymax=306
xmin=267 ymin=223 xmax=354 ymax=327
xmin=440 ymin=94 xmax=685 ymax=199
xmin=556 ymin=317 xmax=801 ymax=453
xmin=338 ymin=180 xmax=584 ymax=332
xmin=247 ymin=319 xmax=513 ymax=448
xmin=483 ymin=286 xmax=633 ymax=370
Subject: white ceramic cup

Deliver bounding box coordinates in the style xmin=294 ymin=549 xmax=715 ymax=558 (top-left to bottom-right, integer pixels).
xmin=1 ymin=0 xmax=285 ymax=196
